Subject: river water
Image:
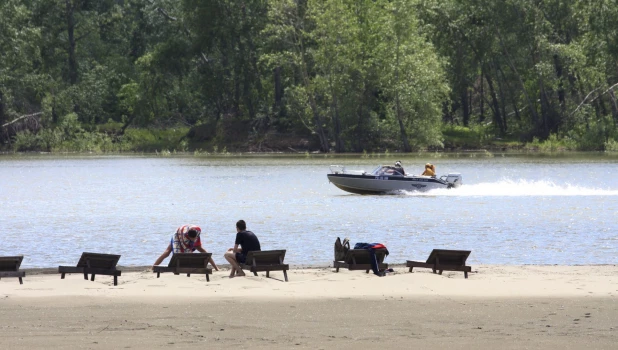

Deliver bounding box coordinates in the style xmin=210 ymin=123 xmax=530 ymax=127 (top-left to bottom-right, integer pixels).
xmin=1 ymin=153 xmax=617 ymax=268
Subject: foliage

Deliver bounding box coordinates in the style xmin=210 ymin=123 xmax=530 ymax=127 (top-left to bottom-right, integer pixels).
xmin=525 ymin=134 xmax=577 ymax=152
xmin=442 ymin=125 xmax=494 ymax=149
xmin=1 ymin=0 xmax=618 ymax=153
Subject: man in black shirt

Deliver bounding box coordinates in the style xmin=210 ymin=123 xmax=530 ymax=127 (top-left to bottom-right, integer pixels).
xmin=223 ymin=220 xmax=261 ymax=278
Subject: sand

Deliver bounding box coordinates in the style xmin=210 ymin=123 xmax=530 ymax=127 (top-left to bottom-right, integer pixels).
xmin=1 ymin=265 xmax=617 ymax=349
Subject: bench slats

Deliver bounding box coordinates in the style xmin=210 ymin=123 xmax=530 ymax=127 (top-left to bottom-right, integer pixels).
xmin=59 ymin=252 xmax=122 ymax=285
xmin=239 ymin=250 xmax=289 ymax=282
xmin=0 ymin=256 xmax=25 ymax=284
xmin=407 ymin=249 xmax=472 ymax=278
xmin=153 ymin=253 xmax=213 ymax=282
xmin=334 ymin=249 xmax=389 ymax=274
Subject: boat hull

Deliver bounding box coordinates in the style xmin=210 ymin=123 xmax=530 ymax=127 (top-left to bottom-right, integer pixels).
xmin=327 ymin=173 xmax=451 ymax=194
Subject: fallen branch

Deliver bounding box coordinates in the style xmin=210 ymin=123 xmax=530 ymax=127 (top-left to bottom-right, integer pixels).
xmin=1 ymin=112 xmax=43 ymax=128
xmin=571 ymin=82 xmax=618 ymax=116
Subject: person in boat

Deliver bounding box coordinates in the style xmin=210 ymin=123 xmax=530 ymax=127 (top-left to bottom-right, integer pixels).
xmin=394 ymin=161 xmax=405 ymax=175
xmin=421 ymin=163 xmax=436 ymax=177
xmin=153 ymin=224 xmax=219 ymax=270
xmin=223 ymin=220 xmax=261 ymax=278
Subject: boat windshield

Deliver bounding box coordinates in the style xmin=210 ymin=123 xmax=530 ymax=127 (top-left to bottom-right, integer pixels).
xmin=371 ymin=165 xmax=404 ymax=176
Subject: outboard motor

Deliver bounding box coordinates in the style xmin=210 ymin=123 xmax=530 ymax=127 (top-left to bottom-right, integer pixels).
xmin=445 ymin=173 xmax=462 ymax=189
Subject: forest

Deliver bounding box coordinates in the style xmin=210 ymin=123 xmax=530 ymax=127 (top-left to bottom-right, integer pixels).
xmin=1 ymin=0 xmax=617 ymax=153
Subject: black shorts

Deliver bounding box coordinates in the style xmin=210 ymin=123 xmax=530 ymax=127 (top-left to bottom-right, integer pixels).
xmin=235 ymin=252 xmax=246 ymax=264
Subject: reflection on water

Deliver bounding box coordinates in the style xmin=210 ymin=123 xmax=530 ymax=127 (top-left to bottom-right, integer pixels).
xmin=1 ymin=154 xmax=617 ymax=268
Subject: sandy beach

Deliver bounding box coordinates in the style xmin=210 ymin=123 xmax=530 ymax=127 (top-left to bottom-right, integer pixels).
xmin=1 ymin=265 xmax=617 ymax=349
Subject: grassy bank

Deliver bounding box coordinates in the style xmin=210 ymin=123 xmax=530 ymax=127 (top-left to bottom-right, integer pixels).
xmin=4 ymin=123 xmax=618 ymax=154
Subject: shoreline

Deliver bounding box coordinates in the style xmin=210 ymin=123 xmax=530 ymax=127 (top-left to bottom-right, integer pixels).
xmin=3 ymin=264 xmax=618 ymax=298
xmin=18 ymin=262 xmax=618 ymax=274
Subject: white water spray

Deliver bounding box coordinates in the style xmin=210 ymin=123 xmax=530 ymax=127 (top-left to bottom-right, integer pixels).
xmin=404 ymin=179 xmax=618 ymax=196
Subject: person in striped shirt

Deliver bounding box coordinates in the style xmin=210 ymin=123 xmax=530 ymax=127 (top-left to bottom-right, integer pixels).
xmin=152 ymin=224 xmax=219 ymax=270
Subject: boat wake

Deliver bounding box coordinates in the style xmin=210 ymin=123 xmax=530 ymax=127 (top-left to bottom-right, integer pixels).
xmin=402 ymin=179 xmax=618 ymax=196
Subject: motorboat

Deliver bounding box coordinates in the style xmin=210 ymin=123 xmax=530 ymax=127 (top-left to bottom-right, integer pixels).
xmin=327 ymin=164 xmax=462 ymax=194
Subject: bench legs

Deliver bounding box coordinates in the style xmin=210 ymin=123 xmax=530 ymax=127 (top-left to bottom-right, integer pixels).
xmin=60 ymin=270 xmax=120 ymax=285
xmin=407 ymin=262 xmax=470 ymax=279
xmin=0 ymin=276 xmax=25 ymax=284
xmin=243 ymin=267 xmax=288 ymax=282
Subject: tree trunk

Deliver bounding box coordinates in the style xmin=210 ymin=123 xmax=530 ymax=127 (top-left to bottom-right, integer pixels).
xmin=396 ymin=97 xmax=411 ymax=152
xmin=241 ymin=4 xmax=263 ymax=96
xmin=461 ymin=89 xmax=470 ymax=127
xmin=354 ymin=96 xmax=364 ymax=152
xmin=609 ymin=90 xmax=618 ymax=125
xmin=538 ymin=80 xmax=549 ymax=137
xmin=309 ymin=98 xmax=330 ymax=152
xmin=294 ymin=2 xmax=329 ymax=152
xmin=496 ymin=28 xmax=540 ymax=125
xmin=394 ymin=39 xmax=411 ymax=152
xmin=493 ymin=62 xmax=508 ymax=132
xmin=0 ymin=89 xmax=5 ymax=127
xmin=274 ymin=67 xmax=282 ymax=110
xmin=484 ymin=68 xmax=505 ymax=135
xmin=497 ymin=64 xmax=521 ymax=121
xmin=65 ymin=0 xmax=78 ymax=85
xmin=332 ymin=95 xmax=344 ymax=152
xmin=479 ymin=67 xmax=485 ymax=123
xmin=554 ymin=54 xmax=566 ymax=117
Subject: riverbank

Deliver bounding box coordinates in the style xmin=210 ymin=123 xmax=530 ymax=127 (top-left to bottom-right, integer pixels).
xmin=5 ymin=123 xmax=613 ymax=154
xmin=1 ymin=265 xmax=617 ymax=349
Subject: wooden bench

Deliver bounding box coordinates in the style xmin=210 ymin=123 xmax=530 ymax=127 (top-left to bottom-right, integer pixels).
xmin=153 ymin=253 xmax=213 ymax=282
xmin=334 ymin=249 xmax=388 ymax=274
xmin=406 ymin=249 xmax=472 ymax=278
xmin=0 ymin=256 xmax=26 ymax=284
xmin=59 ymin=252 xmax=122 ymax=286
xmin=240 ymin=250 xmax=289 ymax=282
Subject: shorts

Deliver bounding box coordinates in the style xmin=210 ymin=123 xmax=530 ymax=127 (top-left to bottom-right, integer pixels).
xmin=235 ymin=252 xmax=247 ymax=264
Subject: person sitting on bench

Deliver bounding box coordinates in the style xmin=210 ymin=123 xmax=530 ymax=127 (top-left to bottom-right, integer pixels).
xmin=223 ymin=220 xmax=261 ymax=278
xmin=153 ymin=224 xmax=219 ymax=270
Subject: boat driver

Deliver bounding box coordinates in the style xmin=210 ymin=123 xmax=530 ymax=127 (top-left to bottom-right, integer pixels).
xmin=394 ymin=161 xmax=405 ymax=175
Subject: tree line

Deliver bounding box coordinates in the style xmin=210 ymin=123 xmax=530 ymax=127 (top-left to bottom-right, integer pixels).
xmin=1 ymin=0 xmax=617 ymax=152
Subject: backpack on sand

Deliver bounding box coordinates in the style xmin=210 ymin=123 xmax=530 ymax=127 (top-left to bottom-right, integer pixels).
xmin=334 ymin=237 xmax=350 ymax=261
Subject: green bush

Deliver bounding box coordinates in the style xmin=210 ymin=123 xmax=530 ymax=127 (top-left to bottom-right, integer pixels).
xmin=442 ymin=125 xmax=493 ymax=148
xmin=10 ymin=124 xmax=191 ymax=153
xmin=525 ymin=134 xmax=577 ymax=152
xmin=605 ymin=139 xmax=618 ymax=152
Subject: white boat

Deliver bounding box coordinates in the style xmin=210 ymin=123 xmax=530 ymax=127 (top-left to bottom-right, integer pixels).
xmin=327 ymin=164 xmax=462 ymax=194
